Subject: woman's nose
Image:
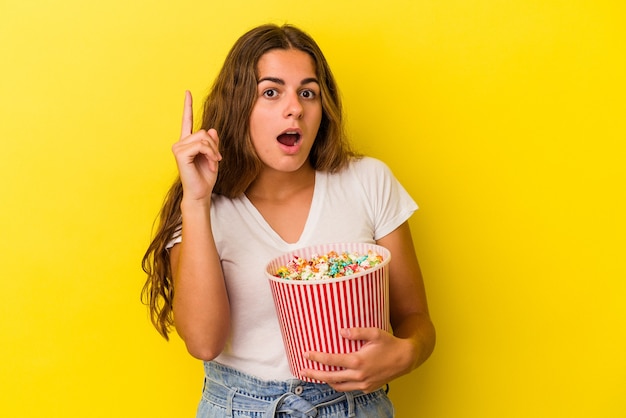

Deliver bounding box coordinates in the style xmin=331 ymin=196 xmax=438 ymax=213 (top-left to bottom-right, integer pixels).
xmin=284 ymin=94 xmax=303 ymax=119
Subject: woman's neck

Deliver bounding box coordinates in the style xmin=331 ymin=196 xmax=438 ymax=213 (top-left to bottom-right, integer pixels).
xmin=246 ymin=164 xmax=316 ymax=202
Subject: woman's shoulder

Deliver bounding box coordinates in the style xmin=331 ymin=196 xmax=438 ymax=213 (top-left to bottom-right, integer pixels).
xmin=346 ymin=155 xmax=394 ymax=177
xmin=322 ymin=156 xmax=397 ymax=191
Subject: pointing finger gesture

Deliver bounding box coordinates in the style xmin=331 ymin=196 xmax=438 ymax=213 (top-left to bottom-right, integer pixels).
xmin=180 ymin=89 xmax=194 ymax=139
xmin=172 ymin=91 xmax=222 ymax=203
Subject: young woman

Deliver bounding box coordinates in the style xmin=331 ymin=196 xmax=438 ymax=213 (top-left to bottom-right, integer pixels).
xmin=143 ymin=23 xmax=435 ymax=417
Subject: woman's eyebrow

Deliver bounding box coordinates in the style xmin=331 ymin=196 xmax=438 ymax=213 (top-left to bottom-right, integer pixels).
xmin=301 ymin=77 xmax=320 ymax=85
xmin=257 ymin=77 xmax=320 ymax=85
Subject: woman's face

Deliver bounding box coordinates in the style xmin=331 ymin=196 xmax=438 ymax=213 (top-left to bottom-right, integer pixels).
xmin=249 ymin=48 xmax=322 ymax=173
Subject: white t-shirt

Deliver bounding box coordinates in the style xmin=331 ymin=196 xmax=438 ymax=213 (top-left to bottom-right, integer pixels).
xmin=170 ymin=156 xmax=417 ymax=380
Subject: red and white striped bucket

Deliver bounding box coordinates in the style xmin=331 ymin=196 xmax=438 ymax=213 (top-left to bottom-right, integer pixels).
xmin=265 ymin=242 xmax=391 ymax=382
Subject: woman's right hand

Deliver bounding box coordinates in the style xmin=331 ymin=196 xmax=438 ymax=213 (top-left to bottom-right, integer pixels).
xmin=172 ymin=90 xmax=221 ymax=203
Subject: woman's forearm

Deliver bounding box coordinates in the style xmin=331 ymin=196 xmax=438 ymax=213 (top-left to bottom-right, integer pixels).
xmin=392 ymin=312 xmax=436 ymax=373
xmin=171 ymin=199 xmax=230 ymax=360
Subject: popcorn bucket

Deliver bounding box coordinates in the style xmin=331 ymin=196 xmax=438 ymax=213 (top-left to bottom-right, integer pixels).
xmin=265 ymin=242 xmax=391 ymax=382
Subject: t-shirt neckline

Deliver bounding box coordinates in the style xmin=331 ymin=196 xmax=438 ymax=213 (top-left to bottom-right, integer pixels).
xmin=240 ymin=170 xmax=326 ymax=248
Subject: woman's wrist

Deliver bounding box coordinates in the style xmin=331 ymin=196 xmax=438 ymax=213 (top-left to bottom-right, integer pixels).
xmin=180 ymin=196 xmax=212 ymax=214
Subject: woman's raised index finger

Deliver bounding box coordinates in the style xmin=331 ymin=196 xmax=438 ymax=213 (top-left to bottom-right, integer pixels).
xmin=180 ymin=90 xmax=193 ymax=139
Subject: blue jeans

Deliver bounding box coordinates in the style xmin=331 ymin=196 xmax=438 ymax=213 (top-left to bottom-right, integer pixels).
xmin=196 ymin=361 xmax=394 ymax=417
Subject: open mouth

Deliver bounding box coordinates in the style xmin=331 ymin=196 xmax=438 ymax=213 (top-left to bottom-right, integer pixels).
xmin=277 ymin=132 xmax=301 ymax=146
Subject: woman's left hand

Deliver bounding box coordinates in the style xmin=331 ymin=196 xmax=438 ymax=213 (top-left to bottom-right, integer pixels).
xmin=300 ymin=326 xmax=415 ymax=393
xmin=301 ymin=222 xmax=436 ymax=393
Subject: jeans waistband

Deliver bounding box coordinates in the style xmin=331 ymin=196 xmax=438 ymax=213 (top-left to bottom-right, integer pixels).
xmin=203 ymin=361 xmax=367 ymax=417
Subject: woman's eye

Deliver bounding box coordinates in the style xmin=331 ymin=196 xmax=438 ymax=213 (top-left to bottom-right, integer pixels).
xmin=262 ymin=88 xmax=278 ymax=98
xmin=300 ymin=89 xmax=317 ymax=99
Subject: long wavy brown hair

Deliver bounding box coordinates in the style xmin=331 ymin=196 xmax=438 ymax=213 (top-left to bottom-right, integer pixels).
xmin=141 ymin=24 xmax=358 ymax=339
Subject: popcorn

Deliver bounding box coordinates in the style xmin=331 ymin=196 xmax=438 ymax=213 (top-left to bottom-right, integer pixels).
xmin=273 ymin=250 xmax=383 ymax=280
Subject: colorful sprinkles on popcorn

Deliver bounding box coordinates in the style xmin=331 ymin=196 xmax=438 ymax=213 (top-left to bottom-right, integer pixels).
xmin=274 ymin=250 xmax=383 ymax=280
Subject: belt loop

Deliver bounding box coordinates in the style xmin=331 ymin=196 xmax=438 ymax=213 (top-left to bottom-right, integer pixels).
xmin=226 ymin=387 xmax=236 ymax=418
xmin=266 ymin=392 xmax=290 ymax=416
xmin=345 ymin=391 xmax=356 ymax=418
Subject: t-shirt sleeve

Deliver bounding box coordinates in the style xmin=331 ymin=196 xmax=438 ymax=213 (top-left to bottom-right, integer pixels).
xmin=165 ymin=224 xmax=182 ymax=250
xmin=354 ymin=157 xmax=418 ymax=240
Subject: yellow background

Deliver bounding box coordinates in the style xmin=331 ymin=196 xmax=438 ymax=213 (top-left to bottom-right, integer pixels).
xmin=1 ymin=0 xmax=624 ymax=416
